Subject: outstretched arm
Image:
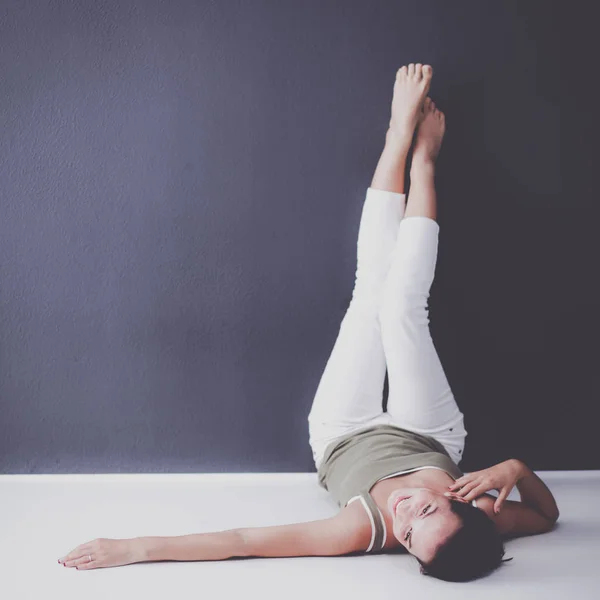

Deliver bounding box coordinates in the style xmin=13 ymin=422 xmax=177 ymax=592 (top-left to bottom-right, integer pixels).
xmin=58 ymin=512 xmax=366 ymax=569
xmin=141 ymin=514 xmax=363 ymax=562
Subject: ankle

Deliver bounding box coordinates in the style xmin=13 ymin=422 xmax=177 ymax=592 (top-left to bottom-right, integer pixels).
xmin=410 ymin=157 xmax=436 ymax=177
xmin=385 ymin=128 xmax=412 ymax=155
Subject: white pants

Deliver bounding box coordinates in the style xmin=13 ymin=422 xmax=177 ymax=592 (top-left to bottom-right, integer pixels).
xmin=308 ymin=187 xmax=467 ymax=471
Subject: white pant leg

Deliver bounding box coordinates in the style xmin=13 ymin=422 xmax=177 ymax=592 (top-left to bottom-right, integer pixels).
xmin=308 ymin=187 xmax=405 ymax=469
xmin=379 ymin=216 xmax=467 ymax=465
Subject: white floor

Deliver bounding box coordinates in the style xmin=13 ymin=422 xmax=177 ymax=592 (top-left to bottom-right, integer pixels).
xmin=1 ymin=471 xmax=599 ymax=599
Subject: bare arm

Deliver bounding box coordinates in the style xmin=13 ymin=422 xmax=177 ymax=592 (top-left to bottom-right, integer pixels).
xmin=513 ymin=459 xmax=560 ymax=523
xmin=449 ymin=458 xmax=560 ymax=538
xmin=474 ymin=459 xmax=560 ymax=538
xmin=139 ymin=529 xmax=244 ymax=562
xmin=136 ymin=513 xmax=364 ymax=562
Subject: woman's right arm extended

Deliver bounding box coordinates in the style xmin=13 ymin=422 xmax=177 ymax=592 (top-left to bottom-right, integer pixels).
xmin=138 ymin=511 xmax=366 ymax=562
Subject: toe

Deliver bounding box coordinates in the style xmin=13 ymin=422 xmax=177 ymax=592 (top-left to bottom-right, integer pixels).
xmin=422 ymin=65 xmax=433 ymax=80
xmin=408 ymin=63 xmax=415 ymax=77
xmin=415 ymin=63 xmax=423 ymax=79
xmin=396 ymin=65 xmax=407 ymax=80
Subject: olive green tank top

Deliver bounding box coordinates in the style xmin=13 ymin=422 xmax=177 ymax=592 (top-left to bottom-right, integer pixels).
xmin=317 ymin=424 xmax=475 ymax=554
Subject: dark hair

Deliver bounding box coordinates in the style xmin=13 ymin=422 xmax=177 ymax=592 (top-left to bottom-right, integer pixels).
xmin=414 ymin=499 xmax=513 ymax=582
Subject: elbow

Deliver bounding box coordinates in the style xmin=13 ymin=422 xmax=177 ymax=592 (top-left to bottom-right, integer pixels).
xmin=544 ymin=510 xmax=560 ymax=531
xmin=544 ymin=518 xmax=558 ymax=533
xmin=547 ymin=502 xmax=560 ymax=525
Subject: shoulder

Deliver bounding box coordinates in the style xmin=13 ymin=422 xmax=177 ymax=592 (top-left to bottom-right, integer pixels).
xmin=336 ymin=497 xmax=379 ymax=553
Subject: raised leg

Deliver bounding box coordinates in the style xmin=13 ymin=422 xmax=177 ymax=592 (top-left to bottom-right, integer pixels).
xmin=308 ymin=65 xmax=433 ymax=470
xmin=307 ymin=185 xmax=404 ymax=469
xmin=379 ymin=99 xmax=468 ymax=465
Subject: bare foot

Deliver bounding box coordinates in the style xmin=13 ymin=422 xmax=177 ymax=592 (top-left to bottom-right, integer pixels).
xmin=388 ymin=64 xmax=433 ymax=150
xmin=412 ymin=97 xmax=446 ymax=165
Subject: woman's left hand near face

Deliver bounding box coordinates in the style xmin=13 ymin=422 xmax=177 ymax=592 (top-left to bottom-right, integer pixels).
xmin=447 ymin=459 xmax=522 ymax=513
xmin=58 ymin=538 xmax=144 ymax=570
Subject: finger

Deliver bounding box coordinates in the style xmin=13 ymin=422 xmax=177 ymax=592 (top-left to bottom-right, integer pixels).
xmin=75 ymin=560 xmax=98 ymax=570
xmin=453 ymin=478 xmax=478 ymax=494
xmin=449 ymin=471 xmax=483 ymax=490
xmin=494 ymin=488 xmax=510 ymax=513
xmin=64 ymin=555 xmax=92 ymax=568
xmin=461 ymin=484 xmax=485 ymax=502
xmin=447 ymin=477 xmax=467 ymax=490
xmin=444 ymin=491 xmax=462 ymax=500
xmin=463 ymin=485 xmax=485 ymax=502
xmin=455 ymin=479 xmax=481 ymax=499
xmin=59 ymin=544 xmax=90 ymax=565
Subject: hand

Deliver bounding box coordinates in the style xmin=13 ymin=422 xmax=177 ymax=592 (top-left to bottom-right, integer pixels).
xmin=58 ymin=538 xmax=143 ymax=570
xmin=447 ymin=459 xmax=524 ymax=514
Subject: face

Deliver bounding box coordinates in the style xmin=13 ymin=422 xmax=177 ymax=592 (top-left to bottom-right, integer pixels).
xmin=387 ymin=487 xmax=468 ymax=563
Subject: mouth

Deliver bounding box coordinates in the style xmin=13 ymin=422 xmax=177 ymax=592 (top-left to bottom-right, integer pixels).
xmin=392 ymin=495 xmax=411 ymax=515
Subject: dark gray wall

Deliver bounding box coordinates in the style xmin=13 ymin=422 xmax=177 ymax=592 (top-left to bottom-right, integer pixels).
xmin=1 ymin=1 xmax=597 ymax=473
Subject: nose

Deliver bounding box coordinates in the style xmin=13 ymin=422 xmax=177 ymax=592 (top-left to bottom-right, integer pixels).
xmin=397 ymin=497 xmax=415 ymax=520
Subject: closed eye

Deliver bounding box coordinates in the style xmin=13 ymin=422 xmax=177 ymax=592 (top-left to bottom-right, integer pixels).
xmin=405 ymin=504 xmax=431 ymax=545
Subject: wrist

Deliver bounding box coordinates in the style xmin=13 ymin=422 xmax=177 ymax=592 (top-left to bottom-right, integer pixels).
xmin=511 ymin=458 xmax=530 ymax=480
xmin=130 ymin=537 xmax=149 ymax=563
